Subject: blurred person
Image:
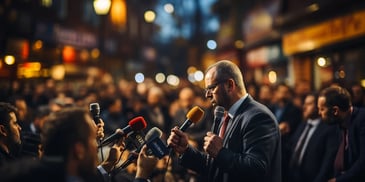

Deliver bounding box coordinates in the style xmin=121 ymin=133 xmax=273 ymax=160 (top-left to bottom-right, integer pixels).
xmin=246 ymin=82 xmax=258 ymax=99
xmin=100 ymin=96 xmax=128 ymax=137
xmin=270 ymin=83 xmax=302 ymax=137
xmin=293 ymin=79 xmax=311 ymax=108
xmin=20 ymin=105 xmax=51 ymax=158
xmin=269 ymin=82 xmax=302 ymax=182
xmin=48 ymin=96 xmax=75 ymax=112
xmin=138 ymin=86 xmax=172 ymax=135
xmin=8 ymin=95 xmax=30 ymax=129
xmin=287 ymin=93 xmax=340 ymax=182
xmin=350 ymin=83 xmax=365 ymax=108
xmin=167 ymin=60 xmax=281 ymax=182
xmin=318 ymin=86 xmax=365 ymax=182
xmin=258 ymin=84 xmax=273 ymax=107
xmin=0 ymin=102 xmax=22 ymax=166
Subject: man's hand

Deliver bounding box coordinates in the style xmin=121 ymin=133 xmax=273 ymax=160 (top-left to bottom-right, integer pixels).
xmin=167 ymin=126 xmax=189 ymax=155
xmin=135 ymin=145 xmax=158 ymax=179
xmin=96 ymin=120 xmax=105 ymax=140
xmin=204 ymin=132 xmax=223 ymax=158
xmin=99 ymin=137 xmax=126 ymax=172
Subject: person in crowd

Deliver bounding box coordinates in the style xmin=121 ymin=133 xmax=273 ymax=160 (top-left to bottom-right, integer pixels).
xmin=258 ymin=84 xmax=273 ymax=107
xmin=100 ymin=96 xmax=128 ymax=137
xmin=8 ymin=95 xmax=30 ymax=129
xmin=287 ymin=93 xmax=340 ymax=182
xmin=167 ymin=60 xmax=281 ymax=182
xmin=318 ymin=86 xmax=365 ymax=182
xmin=293 ymin=79 xmax=311 ymax=108
xmin=0 ymin=102 xmax=22 ymax=166
xmin=20 ymin=105 xmax=51 ymax=158
xmin=269 ymin=82 xmax=302 ymax=182
xmin=138 ymin=86 xmax=172 ymax=135
xmin=349 ymin=83 xmax=365 ymax=108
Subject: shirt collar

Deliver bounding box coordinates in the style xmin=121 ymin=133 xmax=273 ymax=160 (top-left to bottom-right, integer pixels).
xmin=307 ymin=118 xmax=321 ymax=126
xmin=228 ymin=93 xmax=248 ymax=119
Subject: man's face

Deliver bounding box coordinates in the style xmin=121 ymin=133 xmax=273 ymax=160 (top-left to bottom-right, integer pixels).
xmin=8 ymin=112 xmax=22 ymax=145
xmin=317 ymin=97 xmax=340 ymax=125
xmin=275 ymin=85 xmax=291 ymax=103
xmin=204 ymin=68 xmax=229 ymax=108
xmin=303 ymin=95 xmax=318 ymax=120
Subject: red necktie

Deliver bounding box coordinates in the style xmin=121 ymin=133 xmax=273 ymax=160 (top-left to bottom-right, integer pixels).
xmin=334 ymin=129 xmax=348 ymax=173
xmin=219 ymin=113 xmax=230 ymax=138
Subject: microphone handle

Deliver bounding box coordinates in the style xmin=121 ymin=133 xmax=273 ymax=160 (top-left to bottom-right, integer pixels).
xmin=101 ymin=132 xmax=122 ymax=146
xmin=179 ymin=119 xmax=192 ymax=131
xmin=119 ymin=155 xmax=135 ymax=170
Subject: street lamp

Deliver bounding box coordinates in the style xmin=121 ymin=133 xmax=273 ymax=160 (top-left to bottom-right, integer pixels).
xmin=93 ymin=0 xmax=111 ymax=63
xmin=93 ymin=0 xmax=111 ymax=15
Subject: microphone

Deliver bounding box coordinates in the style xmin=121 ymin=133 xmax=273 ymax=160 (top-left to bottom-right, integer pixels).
xmin=179 ymin=106 xmax=205 ymax=132
xmin=100 ymin=116 xmax=147 ymax=146
xmin=119 ymin=127 xmax=167 ymax=169
xmin=145 ymin=128 xmax=169 ymax=159
xmin=213 ymin=106 xmax=225 ymax=134
xmin=207 ymin=106 xmax=225 ymax=165
xmin=89 ymin=103 xmax=101 ymax=124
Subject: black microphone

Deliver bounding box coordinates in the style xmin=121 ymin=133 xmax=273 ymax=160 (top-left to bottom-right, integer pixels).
xmin=213 ymin=106 xmax=225 ymax=134
xmin=207 ymin=106 xmax=225 ymax=165
xmin=145 ymin=129 xmax=169 ymax=159
xmin=90 ymin=103 xmax=101 ymax=124
xmin=100 ymin=116 xmax=147 ymax=146
xmin=179 ymin=106 xmax=205 ymax=132
xmin=119 ymin=127 xmax=165 ymax=170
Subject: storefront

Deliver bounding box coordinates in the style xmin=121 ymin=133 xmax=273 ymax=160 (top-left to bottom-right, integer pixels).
xmin=282 ymin=9 xmax=365 ymax=90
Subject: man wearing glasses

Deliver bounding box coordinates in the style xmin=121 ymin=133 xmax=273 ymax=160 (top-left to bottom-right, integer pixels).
xmin=168 ymin=60 xmax=281 ymax=182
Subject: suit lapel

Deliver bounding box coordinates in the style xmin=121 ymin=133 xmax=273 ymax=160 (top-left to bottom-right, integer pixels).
xmin=222 ymin=96 xmax=252 ymax=145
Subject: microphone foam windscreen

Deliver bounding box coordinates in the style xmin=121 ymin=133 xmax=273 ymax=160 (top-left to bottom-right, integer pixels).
xmin=89 ymin=103 xmax=100 ymax=115
xmin=214 ymin=106 xmax=225 ymax=118
xmin=144 ymin=127 xmax=163 ymax=141
xmin=129 ymin=116 xmax=147 ymax=131
xmin=186 ymin=106 xmax=204 ymax=124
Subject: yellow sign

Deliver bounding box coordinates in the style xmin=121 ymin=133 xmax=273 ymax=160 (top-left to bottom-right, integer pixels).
xmin=283 ymin=10 xmax=365 ymax=55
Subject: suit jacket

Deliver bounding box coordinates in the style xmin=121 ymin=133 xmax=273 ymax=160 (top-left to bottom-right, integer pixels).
xmin=336 ymin=107 xmax=365 ymax=182
xmin=179 ymin=95 xmax=281 ymax=182
xmin=288 ymin=120 xmax=340 ymax=182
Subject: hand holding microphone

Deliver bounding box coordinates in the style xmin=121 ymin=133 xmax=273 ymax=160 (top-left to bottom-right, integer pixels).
xmin=167 ymin=106 xmax=205 ymax=154
xmin=206 ymin=105 xmax=225 ymax=162
xmin=119 ymin=127 xmax=168 ymax=170
xmin=135 ymin=145 xmax=159 ymax=180
xmin=90 ymin=103 xmax=105 ymax=140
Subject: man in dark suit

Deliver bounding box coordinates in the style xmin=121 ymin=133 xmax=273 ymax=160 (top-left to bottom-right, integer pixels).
xmin=288 ymin=93 xmax=340 ymax=182
xmin=318 ymin=86 xmax=365 ymax=182
xmin=167 ymin=60 xmax=281 ymax=182
xmin=269 ymin=83 xmax=302 ymax=182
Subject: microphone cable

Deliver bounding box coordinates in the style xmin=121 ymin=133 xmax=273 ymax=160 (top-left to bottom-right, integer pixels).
xmin=161 ymin=151 xmax=173 ymax=182
xmin=99 ymin=139 xmax=104 ymax=161
xmin=111 ymin=147 xmax=127 ymax=172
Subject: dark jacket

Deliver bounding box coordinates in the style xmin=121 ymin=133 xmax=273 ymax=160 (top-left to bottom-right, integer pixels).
xmin=179 ymin=95 xmax=281 ymax=182
xmin=288 ymin=121 xmax=340 ymax=182
xmin=336 ymin=107 xmax=365 ymax=182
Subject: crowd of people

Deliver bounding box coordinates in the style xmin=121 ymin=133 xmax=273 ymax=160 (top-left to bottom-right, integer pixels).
xmin=0 ymin=60 xmax=364 ymax=182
